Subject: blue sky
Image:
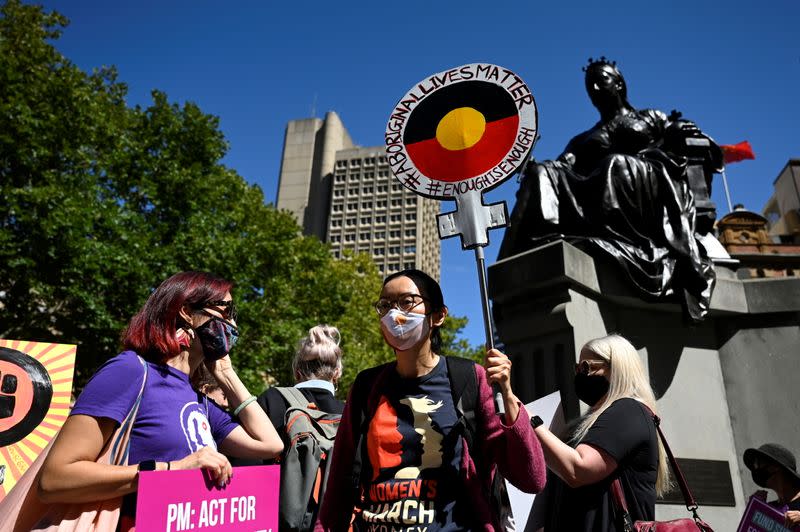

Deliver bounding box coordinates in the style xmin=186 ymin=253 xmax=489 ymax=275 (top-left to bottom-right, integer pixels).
xmin=37 ymin=0 xmax=799 ymax=346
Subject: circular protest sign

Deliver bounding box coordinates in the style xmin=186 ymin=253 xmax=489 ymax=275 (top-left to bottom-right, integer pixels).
xmin=385 ymin=63 xmax=537 ymax=200
xmin=0 ymin=347 xmax=53 ymax=447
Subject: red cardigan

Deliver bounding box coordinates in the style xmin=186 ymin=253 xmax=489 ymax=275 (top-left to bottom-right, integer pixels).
xmin=315 ymin=361 xmax=546 ymax=531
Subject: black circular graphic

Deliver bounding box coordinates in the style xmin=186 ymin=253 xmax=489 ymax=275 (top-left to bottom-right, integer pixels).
xmin=0 ymin=347 xmax=53 ymax=447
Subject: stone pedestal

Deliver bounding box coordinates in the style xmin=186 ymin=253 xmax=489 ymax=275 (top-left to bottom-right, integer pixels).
xmin=489 ymin=240 xmax=800 ymax=530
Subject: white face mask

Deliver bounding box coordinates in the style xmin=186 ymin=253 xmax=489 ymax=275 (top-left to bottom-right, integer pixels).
xmin=380 ymin=309 xmax=429 ymax=351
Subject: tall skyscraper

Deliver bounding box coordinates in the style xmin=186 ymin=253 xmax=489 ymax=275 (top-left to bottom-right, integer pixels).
xmin=276 ymin=112 xmax=441 ymax=280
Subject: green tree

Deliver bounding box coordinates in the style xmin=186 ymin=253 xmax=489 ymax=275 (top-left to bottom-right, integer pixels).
xmin=439 ymin=314 xmax=484 ymax=363
xmin=0 ymin=0 xmax=395 ymax=393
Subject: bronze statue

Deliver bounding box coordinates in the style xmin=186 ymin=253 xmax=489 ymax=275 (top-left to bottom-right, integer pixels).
xmin=499 ymin=58 xmax=723 ymax=321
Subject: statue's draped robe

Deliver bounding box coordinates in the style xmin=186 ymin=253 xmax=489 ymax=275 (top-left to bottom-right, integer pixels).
xmin=504 ymin=109 xmax=715 ymax=321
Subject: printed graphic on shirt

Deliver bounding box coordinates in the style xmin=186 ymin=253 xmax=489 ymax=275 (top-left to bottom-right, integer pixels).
xmin=180 ymin=402 xmax=217 ymax=452
xmin=361 ymin=361 xmax=465 ymax=531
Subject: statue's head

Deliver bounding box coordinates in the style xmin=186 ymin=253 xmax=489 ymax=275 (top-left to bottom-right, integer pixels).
xmin=583 ymin=57 xmax=629 ymax=113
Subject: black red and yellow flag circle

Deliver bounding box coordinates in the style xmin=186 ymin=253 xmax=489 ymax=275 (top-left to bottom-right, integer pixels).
xmin=385 ymin=63 xmax=537 ymax=200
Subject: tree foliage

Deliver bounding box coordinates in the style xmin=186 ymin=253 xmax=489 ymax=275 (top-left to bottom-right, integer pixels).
xmin=0 ymin=0 xmax=480 ymax=398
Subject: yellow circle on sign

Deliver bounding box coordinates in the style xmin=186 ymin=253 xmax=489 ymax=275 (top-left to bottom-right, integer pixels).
xmin=435 ymin=107 xmax=486 ymax=151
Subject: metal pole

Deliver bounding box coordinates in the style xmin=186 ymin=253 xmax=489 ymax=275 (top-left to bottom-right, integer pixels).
xmin=473 ymin=246 xmax=494 ymax=350
xmin=474 ymin=246 xmax=505 ymax=414
xmin=721 ymin=167 xmax=734 ymax=213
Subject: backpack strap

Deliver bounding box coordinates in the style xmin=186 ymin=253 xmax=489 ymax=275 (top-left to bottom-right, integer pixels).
xmin=445 ymin=356 xmax=478 ymax=452
xmin=349 ymin=363 xmax=394 ymax=500
xmin=275 ymin=386 xmax=311 ymax=410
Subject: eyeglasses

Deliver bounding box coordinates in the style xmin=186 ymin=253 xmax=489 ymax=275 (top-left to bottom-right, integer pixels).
xmin=575 ymin=359 xmax=608 ymax=375
xmin=374 ymin=293 xmax=428 ymax=317
xmin=200 ymin=300 xmax=238 ymax=322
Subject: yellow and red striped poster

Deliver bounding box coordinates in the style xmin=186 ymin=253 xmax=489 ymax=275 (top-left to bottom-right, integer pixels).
xmin=0 ymin=339 xmax=75 ymax=501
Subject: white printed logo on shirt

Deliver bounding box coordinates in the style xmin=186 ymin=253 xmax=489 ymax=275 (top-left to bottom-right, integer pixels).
xmin=180 ymin=402 xmax=217 ymax=452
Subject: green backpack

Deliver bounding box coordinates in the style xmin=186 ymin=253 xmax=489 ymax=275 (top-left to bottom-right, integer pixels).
xmin=275 ymin=387 xmax=342 ymax=532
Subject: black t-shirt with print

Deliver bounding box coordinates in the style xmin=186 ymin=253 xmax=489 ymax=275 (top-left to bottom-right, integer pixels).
xmin=356 ymin=356 xmax=470 ymax=531
xmin=545 ymin=397 xmax=658 ymax=532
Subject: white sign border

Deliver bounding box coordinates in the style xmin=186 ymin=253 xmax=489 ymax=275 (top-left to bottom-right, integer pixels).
xmin=384 ymin=63 xmax=538 ymax=200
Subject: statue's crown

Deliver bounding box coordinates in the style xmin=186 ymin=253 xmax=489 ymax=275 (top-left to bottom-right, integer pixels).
xmin=582 ymin=56 xmax=617 ymax=72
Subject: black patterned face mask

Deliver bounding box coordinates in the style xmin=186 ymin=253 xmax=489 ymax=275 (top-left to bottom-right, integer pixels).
xmin=195 ymin=316 xmax=239 ymax=361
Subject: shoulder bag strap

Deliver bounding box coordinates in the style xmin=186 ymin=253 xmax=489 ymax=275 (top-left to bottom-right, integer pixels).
xmin=638 ymin=404 xmax=699 ymax=512
xmin=110 ymin=355 xmax=149 ymax=466
xmin=610 ymin=478 xmax=635 ymax=532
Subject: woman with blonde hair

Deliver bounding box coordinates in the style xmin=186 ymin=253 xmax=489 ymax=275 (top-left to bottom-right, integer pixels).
xmin=531 ymin=333 xmax=670 ymax=531
xmin=256 ymin=325 xmax=345 ymax=437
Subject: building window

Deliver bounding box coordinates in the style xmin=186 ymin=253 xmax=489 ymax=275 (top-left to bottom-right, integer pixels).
xmin=405 ymin=213 xmax=416 ymax=221
xmin=332 ymin=204 xmax=343 ymax=212
xmin=404 ymin=262 xmax=414 ymax=269
xmin=346 ymin=218 xmax=357 ymax=226
xmin=404 ymin=246 xmax=416 ymax=254
xmin=375 ymin=215 xmax=386 ymax=224
xmin=360 ymin=232 xmax=370 ymax=240
xmin=362 ymin=186 xmax=373 ymax=194
xmin=390 ymin=230 xmax=401 ymax=239
xmin=406 ymin=198 xmax=416 ymax=205
xmin=378 ymin=156 xmax=387 ymax=165
xmin=374 ymin=248 xmax=385 ymax=256
xmin=377 ymin=185 xmax=388 ymax=193
xmin=389 ymin=263 xmax=399 ymax=270
xmin=331 ymin=219 xmax=342 ymax=227
xmin=344 ymin=233 xmax=356 ymax=242
xmin=336 ymin=160 xmax=347 ymax=168
xmin=378 ymin=170 xmax=390 ymax=177
xmin=335 ymin=174 xmax=346 ymax=182
xmin=349 ymin=173 xmax=359 ymax=182
xmin=364 ymin=171 xmax=375 ymax=179
xmin=390 ymin=214 xmax=402 ymax=222
xmin=348 ymin=188 xmax=358 ymax=196
xmin=362 ymin=201 xmax=372 ymax=209
xmin=347 ymin=203 xmax=358 ymax=211
xmin=350 ymin=159 xmax=361 ymax=167
xmin=374 ymin=231 xmax=385 ymax=239
xmin=405 ymin=229 xmax=416 ymax=237
xmin=377 ymin=200 xmax=387 ymax=208
xmin=360 ymin=216 xmax=372 ymax=225
xmin=334 ymin=189 xmax=344 ymax=197
xmin=391 ymin=199 xmax=402 ymax=207
xmin=389 ymin=246 xmax=400 ymax=255
xmin=392 ymin=184 xmax=403 ymax=192
xmin=331 ymin=235 xmax=341 ymax=243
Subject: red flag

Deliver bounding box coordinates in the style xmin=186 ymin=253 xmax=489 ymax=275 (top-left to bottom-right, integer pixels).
xmin=721 ymin=141 xmax=755 ymax=164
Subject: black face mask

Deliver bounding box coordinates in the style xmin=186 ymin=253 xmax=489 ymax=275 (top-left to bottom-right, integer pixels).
xmin=195 ymin=316 xmax=239 ymax=361
xmin=574 ymin=373 xmax=610 ymax=406
xmin=751 ymin=468 xmax=774 ymax=488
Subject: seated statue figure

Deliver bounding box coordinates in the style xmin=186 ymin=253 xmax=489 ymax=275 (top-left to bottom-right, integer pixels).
xmin=499 ymin=58 xmax=723 ymax=321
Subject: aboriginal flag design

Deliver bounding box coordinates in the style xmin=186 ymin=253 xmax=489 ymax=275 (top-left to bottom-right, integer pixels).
xmin=404 ymin=81 xmax=519 ymax=182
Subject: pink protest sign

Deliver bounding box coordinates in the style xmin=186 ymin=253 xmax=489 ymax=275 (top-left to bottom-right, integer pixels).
xmin=136 ymin=465 xmax=279 ymax=532
xmin=737 ymin=494 xmax=794 ymax=532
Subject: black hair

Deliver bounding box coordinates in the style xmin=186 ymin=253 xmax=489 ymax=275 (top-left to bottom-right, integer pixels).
xmin=382 ymin=269 xmax=446 ymax=354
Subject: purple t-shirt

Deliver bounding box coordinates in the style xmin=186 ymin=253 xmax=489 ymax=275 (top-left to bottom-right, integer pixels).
xmin=71 ymin=351 xmax=238 ymax=464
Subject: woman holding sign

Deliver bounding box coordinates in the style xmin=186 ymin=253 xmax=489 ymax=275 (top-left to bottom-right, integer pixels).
xmin=315 ymin=269 xmax=545 ymax=531
xmin=37 ymin=271 xmax=283 ymax=529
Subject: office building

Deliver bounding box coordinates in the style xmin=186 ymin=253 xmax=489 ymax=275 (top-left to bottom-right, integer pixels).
xmin=762 ymin=158 xmax=800 ymax=244
xmin=276 ymin=111 xmax=441 ymax=280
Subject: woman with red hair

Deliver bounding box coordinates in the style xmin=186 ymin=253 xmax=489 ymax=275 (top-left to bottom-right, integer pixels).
xmin=38 ymin=271 xmax=283 ymax=526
